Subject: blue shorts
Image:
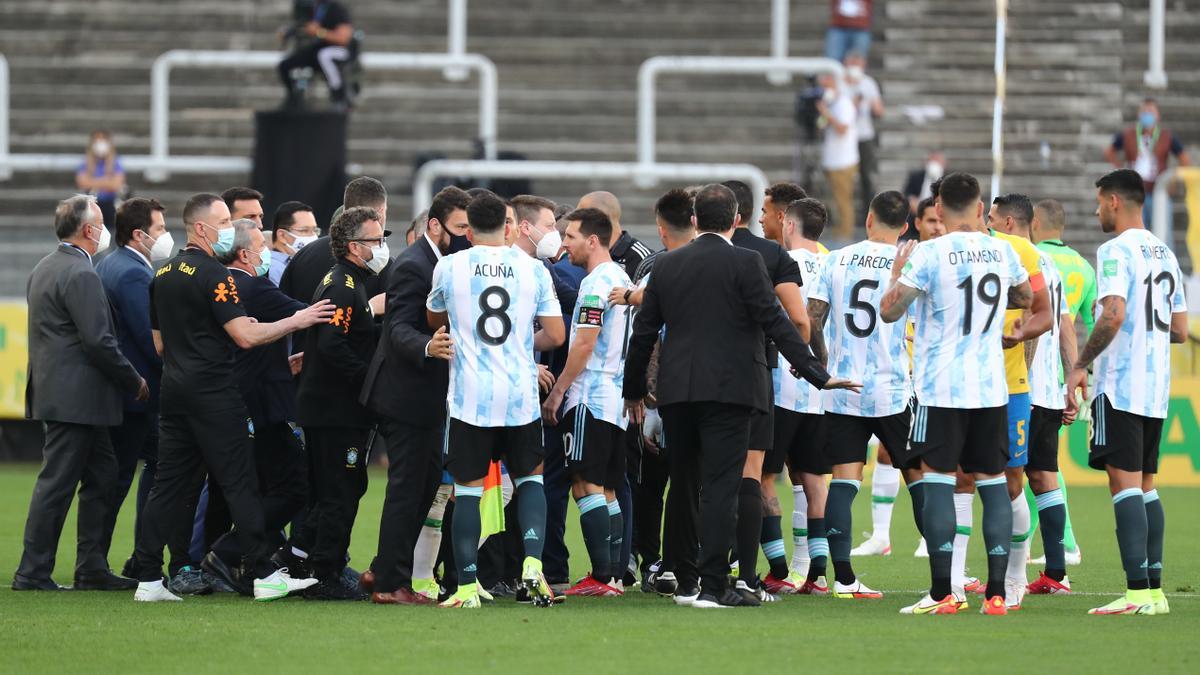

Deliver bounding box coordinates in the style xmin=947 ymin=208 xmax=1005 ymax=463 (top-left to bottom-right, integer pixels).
xmin=1006 ymin=392 xmax=1031 ymax=468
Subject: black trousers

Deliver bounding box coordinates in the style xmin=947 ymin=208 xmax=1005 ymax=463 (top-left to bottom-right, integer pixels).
xmin=100 ymin=411 xmax=158 ymax=562
xmin=15 ymin=422 xmax=118 ymax=583
xmin=660 ymin=402 xmax=751 ymax=595
xmin=134 ymin=411 xmax=271 ymax=581
xmin=369 ymin=419 xmax=442 ymax=593
xmin=633 ymin=444 xmax=671 ymax=574
xmin=306 ymin=426 xmax=372 ymax=580
xmin=278 ymin=41 xmax=351 ymax=102
xmin=541 ymin=419 xmax=571 ymax=581
xmin=210 ymin=420 xmax=307 ymax=567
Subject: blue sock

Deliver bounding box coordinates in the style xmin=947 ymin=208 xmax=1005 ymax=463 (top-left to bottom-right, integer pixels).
xmin=516 ymin=475 xmax=546 ymax=560
xmin=607 ymin=500 xmax=623 ymax=583
xmin=576 ymin=493 xmax=610 ymax=582
xmin=452 ymin=484 xmax=483 ymax=587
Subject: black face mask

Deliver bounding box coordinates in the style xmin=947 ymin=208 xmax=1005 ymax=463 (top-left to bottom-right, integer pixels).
xmin=446 ymin=232 xmax=472 ymax=254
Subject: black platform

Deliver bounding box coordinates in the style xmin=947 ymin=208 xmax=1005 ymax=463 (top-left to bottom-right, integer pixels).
xmin=252 ymin=109 xmax=348 ymax=231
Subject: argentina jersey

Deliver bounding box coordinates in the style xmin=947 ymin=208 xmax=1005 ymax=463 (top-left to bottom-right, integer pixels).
xmin=810 ymin=240 xmax=911 ymax=417
xmin=1029 ymin=253 xmax=1070 ymax=410
xmin=899 ymin=231 xmax=1027 ymax=409
xmin=565 ymin=261 xmax=634 ymax=429
xmin=427 ymin=245 xmax=561 ymax=427
xmin=1093 ymin=229 xmax=1186 ymax=419
xmin=775 ymin=248 xmax=826 ymax=414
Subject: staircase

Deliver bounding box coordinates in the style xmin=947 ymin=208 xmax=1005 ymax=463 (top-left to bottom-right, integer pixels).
xmin=1 ymin=0 xmax=1197 ymax=296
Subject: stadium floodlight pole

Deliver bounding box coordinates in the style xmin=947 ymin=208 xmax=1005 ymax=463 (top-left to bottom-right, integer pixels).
xmin=767 ymin=0 xmax=792 ymax=85
xmin=444 ymin=0 xmax=469 ymax=81
xmin=412 ymin=159 xmax=772 ymax=235
xmin=147 ymin=49 xmax=498 ymax=181
xmin=637 ymin=56 xmax=843 ymax=186
xmin=989 ymin=0 xmax=1008 ymax=203
xmin=1144 ymin=0 xmax=1168 ymax=89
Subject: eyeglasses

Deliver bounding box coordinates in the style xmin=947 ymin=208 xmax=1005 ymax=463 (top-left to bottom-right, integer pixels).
xmin=351 ymin=237 xmax=385 ymax=246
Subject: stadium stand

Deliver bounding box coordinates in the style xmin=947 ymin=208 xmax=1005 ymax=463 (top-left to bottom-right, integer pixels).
xmin=0 ymin=0 xmax=1196 ymax=295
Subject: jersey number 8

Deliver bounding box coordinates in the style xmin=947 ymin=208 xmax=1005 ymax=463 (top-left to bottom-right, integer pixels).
xmin=477 ymin=286 xmax=512 ymax=345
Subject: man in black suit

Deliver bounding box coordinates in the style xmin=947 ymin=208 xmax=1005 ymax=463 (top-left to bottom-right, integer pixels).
xmin=199 ymin=219 xmax=310 ymax=590
xmin=16 ymin=195 xmax=148 ymax=591
xmin=623 ymin=184 xmax=858 ymax=609
xmin=279 ymin=176 xmax=393 ymax=305
xmin=722 ymin=180 xmax=811 ymax=599
xmin=359 ymin=186 xmax=470 ymax=605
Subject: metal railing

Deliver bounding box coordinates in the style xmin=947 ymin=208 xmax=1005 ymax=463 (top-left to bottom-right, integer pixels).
xmin=1145 ymin=0 xmax=1167 ymax=89
xmin=636 ymin=55 xmax=843 ymax=178
xmin=145 ymin=49 xmax=498 ymax=181
xmin=413 ymin=159 xmax=771 ymax=233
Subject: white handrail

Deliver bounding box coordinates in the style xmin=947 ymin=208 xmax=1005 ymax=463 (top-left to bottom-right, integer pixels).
xmin=1151 ymin=166 xmax=1175 ymax=246
xmin=147 ymin=49 xmax=498 ymax=181
xmin=0 ymin=54 xmax=9 ymax=180
xmin=444 ymin=0 xmax=469 ymax=81
xmin=412 ymin=159 xmax=772 ymax=235
xmin=767 ymin=0 xmax=792 ymax=85
xmin=637 ymin=56 xmax=843 ymax=176
xmin=1145 ymin=0 xmax=1168 ymax=89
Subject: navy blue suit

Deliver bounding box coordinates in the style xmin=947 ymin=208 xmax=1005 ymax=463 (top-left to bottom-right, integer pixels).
xmin=95 ymin=246 xmax=166 ymax=568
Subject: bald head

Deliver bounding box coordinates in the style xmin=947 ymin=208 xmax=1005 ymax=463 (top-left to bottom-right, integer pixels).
xmin=577 ymin=191 xmax=622 ymax=235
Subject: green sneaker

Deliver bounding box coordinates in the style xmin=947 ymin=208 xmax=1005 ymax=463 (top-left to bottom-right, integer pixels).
xmin=1088 ymin=589 xmax=1154 ymax=615
xmin=438 ymin=586 xmax=481 ymax=609
xmin=412 ymin=577 xmax=438 ymax=602
xmin=1150 ymin=588 xmax=1169 ymax=615
xmin=521 ymin=557 xmax=555 ymax=607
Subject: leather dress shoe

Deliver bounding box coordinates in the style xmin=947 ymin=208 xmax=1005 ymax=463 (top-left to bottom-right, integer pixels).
xmin=12 ymin=575 xmax=66 ymax=591
xmin=73 ymin=570 xmax=138 ymax=591
xmin=359 ymin=568 xmax=375 ymax=593
xmin=371 ymin=587 xmax=433 ymax=605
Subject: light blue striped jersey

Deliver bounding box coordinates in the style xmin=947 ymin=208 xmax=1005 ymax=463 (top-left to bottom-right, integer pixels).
xmin=1093 ymin=229 xmax=1186 ymax=419
xmin=427 ymin=245 xmax=561 ymax=427
xmin=1029 ymin=252 xmax=1070 ymax=410
xmin=899 ymin=231 xmax=1027 ymax=409
xmin=774 ymin=248 xmax=826 ymax=414
xmin=565 ymin=261 xmax=634 ymax=429
xmin=810 ymin=240 xmax=911 ymax=417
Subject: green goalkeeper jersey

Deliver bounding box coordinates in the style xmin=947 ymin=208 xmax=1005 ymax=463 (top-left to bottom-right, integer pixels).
xmin=1037 ymin=238 xmax=1097 ymax=337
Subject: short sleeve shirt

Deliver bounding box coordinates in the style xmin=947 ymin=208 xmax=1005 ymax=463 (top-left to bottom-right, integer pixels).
xmin=564 ymin=261 xmax=634 ymax=428
xmin=150 ymin=246 xmax=247 ymax=414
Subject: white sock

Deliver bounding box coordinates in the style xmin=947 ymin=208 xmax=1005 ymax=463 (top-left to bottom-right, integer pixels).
xmin=413 ymin=483 xmax=451 ymax=580
xmin=291 ymin=546 xmax=308 ymax=559
xmin=790 ymin=484 xmax=809 ymax=570
xmin=951 ymin=492 xmax=973 ymax=588
xmin=870 ymin=462 xmax=901 ymax=543
xmin=1008 ymin=493 xmax=1031 ymax=585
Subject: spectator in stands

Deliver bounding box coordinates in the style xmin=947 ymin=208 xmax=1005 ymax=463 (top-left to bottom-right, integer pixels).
xmin=222 ymin=187 xmax=265 ymax=229
xmin=278 ymin=0 xmax=356 ymax=110
xmin=844 ymin=51 xmax=883 ymax=224
xmin=75 ymin=130 xmax=127 ymax=229
xmin=1105 ymin=97 xmax=1191 ymax=232
xmin=15 ymin=195 xmax=148 ymax=592
xmin=269 ymin=201 xmax=319 ymax=285
xmin=817 ymin=72 xmax=859 ymax=241
xmin=405 ymin=210 xmax=428 ymax=247
xmin=826 ymin=0 xmax=874 ymax=62
xmin=903 ymin=150 xmax=946 ymax=217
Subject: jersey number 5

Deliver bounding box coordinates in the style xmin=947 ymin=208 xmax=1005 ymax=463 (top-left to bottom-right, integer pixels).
xmin=845 ymin=279 xmax=879 ymax=338
xmin=477 ymin=286 xmax=512 ymax=345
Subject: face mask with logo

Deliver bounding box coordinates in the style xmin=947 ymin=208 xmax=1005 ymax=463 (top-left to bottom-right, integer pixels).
xmin=148 ymin=231 xmax=175 ymax=261
xmin=533 ymin=228 xmax=563 ymax=260
xmin=203 ymin=222 xmax=235 ymax=256
xmin=292 ymin=232 xmax=319 ymax=251
xmin=365 ymin=242 xmax=390 ymax=275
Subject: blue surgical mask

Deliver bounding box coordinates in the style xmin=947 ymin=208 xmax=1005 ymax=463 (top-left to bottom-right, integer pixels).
xmin=203 ymin=222 xmax=235 ymax=256
xmin=254 ymin=247 xmax=271 ymax=277
xmin=1139 ymin=111 xmax=1157 ymax=129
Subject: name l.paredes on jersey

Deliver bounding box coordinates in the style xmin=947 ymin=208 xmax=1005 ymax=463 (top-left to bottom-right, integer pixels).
xmin=473 ymin=262 xmax=515 ymax=278
xmin=839 ymin=253 xmax=894 ymax=270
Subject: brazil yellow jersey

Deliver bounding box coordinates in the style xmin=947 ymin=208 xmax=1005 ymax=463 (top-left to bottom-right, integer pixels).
xmin=991 ymin=229 xmax=1045 ymax=395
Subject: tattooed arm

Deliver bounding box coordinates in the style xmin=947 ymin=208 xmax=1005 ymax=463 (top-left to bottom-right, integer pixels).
xmin=1064 ymin=295 xmax=1124 ymax=403
xmin=806 ymin=298 xmax=830 ymax=366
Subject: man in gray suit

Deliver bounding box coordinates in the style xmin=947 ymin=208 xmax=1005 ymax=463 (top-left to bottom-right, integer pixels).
xmin=14 ymin=195 xmax=149 ymax=591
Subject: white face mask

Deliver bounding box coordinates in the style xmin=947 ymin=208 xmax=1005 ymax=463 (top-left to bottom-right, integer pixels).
xmin=365 ymin=242 xmax=390 ymax=275
xmin=91 ymin=139 xmax=112 ymax=157
xmin=846 ymin=65 xmax=864 ymax=81
xmin=822 ymin=88 xmax=837 ymax=104
xmin=291 ymin=232 xmax=319 ymax=252
xmin=926 ymin=161 xmax=944 ymax=180
xmin=147 ymin=231 xmax=174 ymax=261
xmin=532 ymin=228 xmax=562 ymax=260
xmin=90 ymin=223 xmax=111 ymax=254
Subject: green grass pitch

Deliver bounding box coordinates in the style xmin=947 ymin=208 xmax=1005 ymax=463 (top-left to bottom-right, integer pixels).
xmin=0 ymin=463 xmax=1197 ymax=673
